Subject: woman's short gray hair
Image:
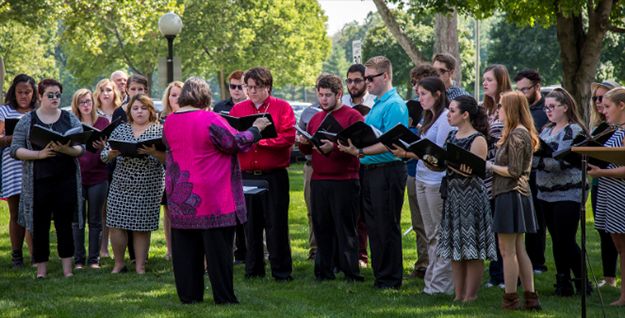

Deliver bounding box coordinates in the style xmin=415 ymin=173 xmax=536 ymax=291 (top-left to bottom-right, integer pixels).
xmin=178 ymin=77 xmax=212 ymax=109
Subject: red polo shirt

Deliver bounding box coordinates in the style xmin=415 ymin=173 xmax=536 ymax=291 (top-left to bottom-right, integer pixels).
xmin=299 ymin=105 xmax=363 ymax=180
xmin=229 ymin=96 xmax=296 ymax=171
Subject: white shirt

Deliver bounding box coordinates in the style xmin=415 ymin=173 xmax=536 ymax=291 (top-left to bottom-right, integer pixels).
xmin=341 ymin=92 xmax=375 ymax=108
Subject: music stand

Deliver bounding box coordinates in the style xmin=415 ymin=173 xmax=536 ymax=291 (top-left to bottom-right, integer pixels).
xmin=571 ymin=146 xmax=625 ymax=318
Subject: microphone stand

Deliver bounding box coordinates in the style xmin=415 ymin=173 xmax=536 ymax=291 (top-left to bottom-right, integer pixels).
xmin=580 ymin=154 xmax=588 ymax=318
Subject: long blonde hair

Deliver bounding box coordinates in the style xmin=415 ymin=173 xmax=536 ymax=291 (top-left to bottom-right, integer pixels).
xmin=71 ymin=88 xmax=97 ymax=123
xmin=93 ymin=79 xmax=122 ymax=111
xmin=161 ymin=81 xmax=184 ymax=117
xmin=497 ymin=91 xmax=540 ymax=152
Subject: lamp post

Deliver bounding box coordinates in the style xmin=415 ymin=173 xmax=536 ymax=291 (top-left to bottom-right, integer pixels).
xmin=158 ymin=12 xmax=183 ymax=84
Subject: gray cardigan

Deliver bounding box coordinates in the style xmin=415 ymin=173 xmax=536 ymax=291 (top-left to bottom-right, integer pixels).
xmin=9 ymin=111 xmax=84 ymax=232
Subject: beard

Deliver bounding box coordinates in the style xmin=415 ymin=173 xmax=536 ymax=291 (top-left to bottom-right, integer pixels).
xmin=527 ymin=93 xmax=537 ymax=105
xmin=349 ymin=86 xmax=366 ymax=99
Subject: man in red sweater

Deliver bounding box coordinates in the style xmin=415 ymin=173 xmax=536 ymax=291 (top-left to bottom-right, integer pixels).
xmin=229 ymin=67 xmax=295 ymax=281
xmin=298 ymin=74 xmax=364 ymax=281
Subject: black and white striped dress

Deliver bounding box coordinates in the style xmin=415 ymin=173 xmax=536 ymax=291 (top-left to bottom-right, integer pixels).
xmin=595 ymin=128 xmax=625 ymax=234
xmin=0 ymin=105 xmax=27 ymax=198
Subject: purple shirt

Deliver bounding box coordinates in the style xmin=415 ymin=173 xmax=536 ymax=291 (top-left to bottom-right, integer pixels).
xmin=79 ymin=116 xmax=109 ymax=186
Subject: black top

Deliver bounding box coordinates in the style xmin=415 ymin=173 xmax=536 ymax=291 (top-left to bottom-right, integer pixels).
xmin=530 ymin=96 xmax=548 ymax=132
xmin=213 ymin=98 xmax=235 ymax=113
xmin=32 ymin=111 xmax=77 ymax=179
xmin=112 ymin=105 xmax=128 ymax=123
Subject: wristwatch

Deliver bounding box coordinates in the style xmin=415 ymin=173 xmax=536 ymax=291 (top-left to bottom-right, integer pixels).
xmin=358 ymin=148 xmax=365 ymax=158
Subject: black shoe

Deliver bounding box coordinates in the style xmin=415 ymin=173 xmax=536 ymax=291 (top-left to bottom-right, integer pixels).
xmin=574 ymin=278 xmax=593 ymax=296
xmin=554 ymin=274 xmax=575 ymax=297
xmin=11 ymin=250 xmax=24 ymax=269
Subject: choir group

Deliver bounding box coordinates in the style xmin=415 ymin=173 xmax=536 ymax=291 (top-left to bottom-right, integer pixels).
xmin=2 ymin=54 xmax=624 ymax=309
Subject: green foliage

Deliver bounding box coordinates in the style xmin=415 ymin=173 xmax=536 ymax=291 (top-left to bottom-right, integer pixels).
xmin=486 ymin=16 xmax=562 ymax=85
xmin=59 ymin=0 xmax=183 ymax=90
xmin=322 ymin=37 xmax=351 ymax=78
xmin=0 ymin=0 xmax=59 ymax=28
xmin=363 ymin=13 xmax=433 ymax=98
xmin=180 ymin=0 xmax=331 ymax=88
xmin=0 ymin=20 xmax=58 ymax=91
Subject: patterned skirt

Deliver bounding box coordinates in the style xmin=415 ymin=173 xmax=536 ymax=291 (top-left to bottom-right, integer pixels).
xmin=437 ymin=176 xmax=497 ymax=261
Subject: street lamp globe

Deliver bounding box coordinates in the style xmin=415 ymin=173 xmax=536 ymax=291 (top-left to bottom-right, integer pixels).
xmin=158 ymin=12 xmax=183 ymax=37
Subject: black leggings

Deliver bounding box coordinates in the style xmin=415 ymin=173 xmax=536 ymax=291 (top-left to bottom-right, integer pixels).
xmin=32 ymin=176 xmax=77 ymax=263
xmin=591 ymin=184 xmax=618 ymax=277
xmin=542 ymin=199 xmax=582 ymax=279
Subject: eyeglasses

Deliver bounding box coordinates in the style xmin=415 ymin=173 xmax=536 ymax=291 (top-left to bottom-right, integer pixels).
xmin=517 ymin=84 xmax=536 ymax=94
xmin=435 ymin=68 xmax=450 ymax=75
xmin=364 ymin=72 xmax=384 ymax=83
xmin=78 ymin=99 xmax=93 ymax=105
xmin=229 ymin=84 xmax=244 ymax=90
xmin=346 ymin=78 xmax=364 ymax=85
xmin=543 ymin=104 xmax=562 ymax=112
xmin=592 ymin=95 xmax=604 ymax=103
xmin=244 ymin=85 xmax=264 ymax=92
xmin=46 ymin=92 xmax=62 ymax=99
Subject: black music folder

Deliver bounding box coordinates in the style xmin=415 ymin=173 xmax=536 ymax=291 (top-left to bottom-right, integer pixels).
xmin=377 ymin=123 xmax=420 ymax=150
xmin=407 ymin=138 xmax=447 ymax=168
xmin=553 ymin=127 xmax=615 ymax=168
xmin=30 ymin=125 xmax=92 ymax=148
xmin=108 ymin=137 xmax=166 ymax=158
xmin=534 ymin=138 xmax=555 ymax=158
xmin=221 ymin=113 xmax=277 ymax=139
xmin=294 ymin=114 xmax=343 ymax=154
xmin=446 ymin=143 xmax=486 ymax=178
xmin=82 ymin=118 xmax=122 ymax=152
xmin=4 ymin=118 xmax=21 ymax=136
xmin=336 ymin=121 xmax=381 ymax=149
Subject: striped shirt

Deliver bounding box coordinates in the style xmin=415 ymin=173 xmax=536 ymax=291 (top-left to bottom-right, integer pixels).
xmin=595 ymin=128 xmax=625 ymax=233
xmin=0 ymin=104 xmax=27 ymax=198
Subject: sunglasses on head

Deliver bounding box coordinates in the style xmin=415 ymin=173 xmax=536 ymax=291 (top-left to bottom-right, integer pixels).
xmin=229 ymin=84 xmax=243 ymax=90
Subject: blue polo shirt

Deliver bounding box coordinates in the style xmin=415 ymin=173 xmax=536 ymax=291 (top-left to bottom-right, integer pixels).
xmin=361 ymin=88 xmax=409 ymax=165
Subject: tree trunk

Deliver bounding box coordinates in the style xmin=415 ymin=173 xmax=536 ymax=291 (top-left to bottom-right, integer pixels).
xmin=555 ymin=0 xmax=613 ymax=123
xmin=0 ymin=56 xmax=5 ymax=100
xmin=434 ymin=10 xmax=461 ymax=86
xmin=218 ymin=69 xmax=227 ymax=101
xmin=372 ymin=0 xmax=427 ymax=66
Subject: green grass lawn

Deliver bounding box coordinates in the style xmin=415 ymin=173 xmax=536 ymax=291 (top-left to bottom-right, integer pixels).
xmin=0 ymin=163 xmax=622 ymax=317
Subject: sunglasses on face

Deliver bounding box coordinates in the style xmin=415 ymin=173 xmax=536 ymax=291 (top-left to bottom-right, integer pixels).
xmin=364 ymin=72 xmax=384 ymax=83
xmin=46 ymin=93 xmax=62 ymax=99
xmin=543 ymin=104 xmax=562 ymax=112
xmin=592 ymin=95 xmax=604 ymax=103
xmin=346 ymin=78 xmax=364 ymax=85
xmin=229 ymin=84 xmax=244 ymax=90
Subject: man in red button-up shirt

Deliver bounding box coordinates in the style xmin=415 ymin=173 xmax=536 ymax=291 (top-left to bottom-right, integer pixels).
xmin=229 ymin=67 xmax=295 ymax=281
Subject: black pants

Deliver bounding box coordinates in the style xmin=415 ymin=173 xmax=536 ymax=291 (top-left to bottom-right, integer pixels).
xmin=32 ymin=176 xmax=77 ymax=263
xmin=72 ymin=181 xmax=108 ymax=265
xmin=361 ymin=162 xmax=406 ymax=289
xmin=311 ymin=179 xmax=362 ymax=281
xmin=171 ymin=227 xmax=238 ymax=304
xmin=592 ymin=184 xmax=618 ymax=277
xmin=542 ymin=199 xmax=582 ymax=279
xmin=234 ymin=222 xmax=246 ymax=262
xmin=243 ymin=168 xmax=293 ymax=280
xmin=525 ymin=172 xmax=547 ymax=270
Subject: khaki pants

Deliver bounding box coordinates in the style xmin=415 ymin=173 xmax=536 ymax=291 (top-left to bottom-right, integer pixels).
xmin=406 ymin=176 xmax=428 ymax=270
xmin=415 ymin=180 xmax=452 ymax=294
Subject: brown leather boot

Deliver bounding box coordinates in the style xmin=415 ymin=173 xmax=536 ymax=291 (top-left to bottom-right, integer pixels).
xmin=502 ymin=292 xmax=520 ymax=310
xmin=523 ymin=291 xmax=542 ymax=310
